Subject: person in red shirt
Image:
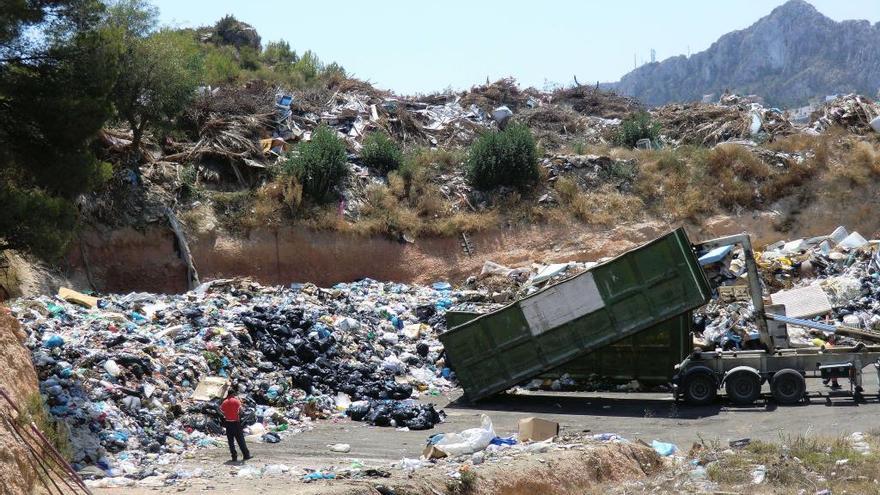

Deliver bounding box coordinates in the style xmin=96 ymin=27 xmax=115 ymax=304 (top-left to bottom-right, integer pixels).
xmin=220 ymin=389 xmax=251 ymax=461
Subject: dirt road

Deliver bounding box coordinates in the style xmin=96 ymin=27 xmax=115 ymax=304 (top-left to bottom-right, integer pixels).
xmin=97 ymin=372 xmax=880 ymax=494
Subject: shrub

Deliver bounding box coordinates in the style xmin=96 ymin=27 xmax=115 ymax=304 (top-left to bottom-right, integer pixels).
xmin=361 ymin=132 xmax=403 ymax=174
xmin=284 ymin=125 xmax=348 ymax=203
xmin=616 ymin=111 xmax=660 ymax=148
xmin=466 ymin=123 xmax=539 ymax=190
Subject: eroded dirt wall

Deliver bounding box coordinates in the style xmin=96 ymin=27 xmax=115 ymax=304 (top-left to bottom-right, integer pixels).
xmin=0 ymin=308 xmax=41 ymax=495
xmin=63 ymin=200 xmax=880 ymax=295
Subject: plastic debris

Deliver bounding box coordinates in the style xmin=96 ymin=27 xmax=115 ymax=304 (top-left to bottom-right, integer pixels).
xmin=431 ymin=414 xmax=495 ymax=456
xmin=651 ymin=440 xmax=678 ymax=456
xmin=10 ymin=277 xmax=456 ymax=477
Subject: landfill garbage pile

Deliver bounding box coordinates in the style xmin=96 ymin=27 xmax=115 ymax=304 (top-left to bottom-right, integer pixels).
xmin=458 ymin=77 xmax=544 ymax=113
xmin=695 ymin=226 xmax=880 ymax=349
xmin=10 ymin=278 xmax=464 ymax=477
xmin=551 ymin=85 xmax=643 ymax=119
xmin=458 ymin=259 xmax=594 ymax=307
xmin=809 ymin=94 xmax=880 ymax=135
xmin=514 ymin=106 xmax=620 ymax=148
xmin=652 ymin=99 xmax=795 ymax=146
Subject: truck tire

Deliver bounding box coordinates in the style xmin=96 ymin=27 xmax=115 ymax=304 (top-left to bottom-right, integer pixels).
xmin=771 ymin=369 xmax=806 ymax=405
xmin=683 ymin=370 xmax=717 ymax=405
xmin=724 ymin=369 xmax=761 ymax=405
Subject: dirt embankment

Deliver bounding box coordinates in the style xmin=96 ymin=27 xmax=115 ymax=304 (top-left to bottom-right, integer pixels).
xmin=59 ymin=194 xmax=880 ymax=296
xmin=0 ymin=308 xmax=41 ymax=495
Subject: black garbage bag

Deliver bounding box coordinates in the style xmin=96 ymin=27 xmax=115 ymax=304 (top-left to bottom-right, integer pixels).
xmin=416 ymin=342 xmax=430 ymax=358
xmin=240 ymin=407 xmax=257 ymax=426
xmin=204 ymin=417 xmax=224 ymax=435
xmin=415 ymin=304 xmax=435 ymax=323
xmin=346 ymin=401 xmax=372 ymax=421
xmin=389 ymin=383 xmax=413 ymax=400
xmin=365 ymin=402 xmax=392 ymax=426
xmin=261 ymin=432 xmax=281 ymax=443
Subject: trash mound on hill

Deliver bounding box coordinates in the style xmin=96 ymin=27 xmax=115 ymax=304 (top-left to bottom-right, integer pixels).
xmin=653 ymin=100 xmax=795 ymax=146
xmin=809 ymin=94 xmax=880 ymax=135
xmin=11 ymin=278 xmax=464 ymax=478
xmin=552 ymin=85 xmax=643 ymax=119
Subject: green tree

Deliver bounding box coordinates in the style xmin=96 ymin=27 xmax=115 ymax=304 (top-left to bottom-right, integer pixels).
xmin=466 ymin=123 xmax=539 ymax=190
xmin=202 ymin=44 xmax=241 ymax=84
xmin=293 ymin=50 xmax=321 ymax=81
xmin=108 ymin=0 xmax=203 ymax=156
xmin=0 ymin=0 xmax=119 ymax=258
xmin=262 ymin=40 xmax=297 ymax=66
xmin=284 ymin=125 xmax=348 ymax=203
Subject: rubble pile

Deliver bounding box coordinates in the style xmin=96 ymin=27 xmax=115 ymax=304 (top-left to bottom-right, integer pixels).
xmin=551 ymin=85 xmax=643 ymax=119
xmin=809 ymin=94 xmax=880 ymax=134
xmin=458 ymin=77 xmax=544 ymax=113
xmin=514 ymin=106 xmax=619 ymax=148
xmin=696 ymin=226 xmax=880 ymax=349
xmin=652 ymin=101 xmax=795 ymax=146
xmin=11 ymin=278 xmax=465 ymax=477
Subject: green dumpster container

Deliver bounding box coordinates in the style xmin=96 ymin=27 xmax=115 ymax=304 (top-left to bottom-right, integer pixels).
xmin=446 ymin=311 xmax=692 ymax=386
xmin=440 ymin=227 xmax=710 ymax=402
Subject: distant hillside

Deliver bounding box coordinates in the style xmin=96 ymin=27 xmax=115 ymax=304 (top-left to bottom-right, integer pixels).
xmin=609 ymin=0 xmax=880 ymax=107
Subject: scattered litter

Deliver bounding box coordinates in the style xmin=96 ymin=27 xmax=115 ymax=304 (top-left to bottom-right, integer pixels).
xmin=651 ymin=440 xmax=678 ymax=456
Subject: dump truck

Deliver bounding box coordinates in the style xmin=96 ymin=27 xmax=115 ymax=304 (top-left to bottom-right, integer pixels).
xmin=673 ymin=233 xmax=880 ymax=406
xmin=442 ymin=228 xmax=880 ymax=405
xmin=440 ymin=227 xmax=712 ymax=402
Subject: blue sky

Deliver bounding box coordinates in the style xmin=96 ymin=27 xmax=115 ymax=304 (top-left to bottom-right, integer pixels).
xmin=152 ymin=0 xmax=880 ymax=95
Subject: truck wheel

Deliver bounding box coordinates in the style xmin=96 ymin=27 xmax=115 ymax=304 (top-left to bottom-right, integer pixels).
xmin=725 ymin=370 xmax=761 ymax=405
xmin=683 ymin=371 xmax=717 ymax=405
xmin=771 ymin=369 xmax=806 ymax=405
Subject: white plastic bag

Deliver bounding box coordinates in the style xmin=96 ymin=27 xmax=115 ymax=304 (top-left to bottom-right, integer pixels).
xmin=434 ymin=414 xmax=495 ymax=456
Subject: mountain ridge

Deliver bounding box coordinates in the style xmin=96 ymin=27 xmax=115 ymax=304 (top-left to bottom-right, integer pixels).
xmin=608 ymin=0 xmax=880 ymax=107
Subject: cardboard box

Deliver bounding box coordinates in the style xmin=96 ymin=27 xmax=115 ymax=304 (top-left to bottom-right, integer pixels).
xmin=518 ymin=417 xmax=559 ymax=442
xmin=191 ymin=376 xmax=229 ymax=401
xmin=422 ymin=445 xmax=448 ymax=459
xmin=58 ymin=287 xmax=98 ymax=309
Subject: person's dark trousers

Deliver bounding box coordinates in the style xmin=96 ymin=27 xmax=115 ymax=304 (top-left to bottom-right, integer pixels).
xmin=225 ymin=420 xmax=250 ymax=460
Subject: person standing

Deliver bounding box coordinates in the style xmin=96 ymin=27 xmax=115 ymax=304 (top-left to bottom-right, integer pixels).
xmin=220 ymin=389 xmax=251 ymax=462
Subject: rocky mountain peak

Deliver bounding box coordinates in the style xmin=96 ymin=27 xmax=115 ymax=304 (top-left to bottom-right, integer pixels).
xmin=609 ymin=1 xmax=880 ymax=107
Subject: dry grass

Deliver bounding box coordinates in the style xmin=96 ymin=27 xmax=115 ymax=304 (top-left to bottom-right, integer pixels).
xmin=355 ymin=183 xmax=422 ymax=237
xmin=555 ymin=176 xmax=643 ymax=225
xmin=569 ymin=186 xmax=644 ymax=225
xmin=554 ymin=176 xmax=579 ymax=204
xmin=767 ymin=133 xmax=825 ymax=153
xmin=702 ymin=144 xmax=771 ymax=209
xmin=697 ymin=433 xmax=880 ymax=495
xmin=827 ymin=140 xmax=880 ymax=186
xmin=428 ymin=211 xmax=499 ymax=236
xmin=633 ymin=148 xmax=711 ymax=221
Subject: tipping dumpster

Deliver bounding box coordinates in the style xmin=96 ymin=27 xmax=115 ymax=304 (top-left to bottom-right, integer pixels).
xmin=446 ymin=311 xmax=693 ymax=385
xmin=440 ymin=227 xmax=711 ymax=402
